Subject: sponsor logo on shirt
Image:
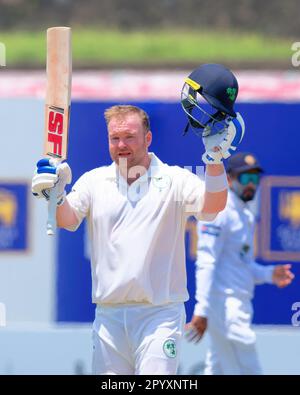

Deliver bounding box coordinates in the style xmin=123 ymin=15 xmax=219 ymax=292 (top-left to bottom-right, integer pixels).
xmin=152 ymin=174 xmax=171 ymax=191
xmin=201 ymin=224 xmax=221 ymax=237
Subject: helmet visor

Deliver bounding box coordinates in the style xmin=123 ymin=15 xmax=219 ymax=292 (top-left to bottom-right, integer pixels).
xmin=181 ymin=82 xmax=231 ymax=137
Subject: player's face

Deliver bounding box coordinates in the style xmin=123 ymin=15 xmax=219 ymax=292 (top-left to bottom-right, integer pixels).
xmin=230 ymin=170 xmax=261 ymax=202
xmin=108 ymin=113 xmax=152 ymax=169
xmin=239 ymin=171 xmax=261 ymax=201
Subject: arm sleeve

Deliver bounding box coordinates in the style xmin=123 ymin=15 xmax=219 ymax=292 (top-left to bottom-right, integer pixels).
xmin=181 ymin=168 xmax=218 ymax=221
xmin=65 ymin=172 xmax=91 ymax=231
xmin=194 ymin=213 xmax=226 ymax=317
xmin=248 ymin=261 xmax=275 ymax=285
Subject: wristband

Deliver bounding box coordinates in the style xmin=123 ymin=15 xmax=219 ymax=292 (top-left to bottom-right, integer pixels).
xmin=205 ymin=172 xmax=228 ymax=193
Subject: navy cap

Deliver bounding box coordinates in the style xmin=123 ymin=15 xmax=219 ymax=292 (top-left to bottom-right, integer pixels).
xmin=226 ymin=152 xmax=264 ymax=174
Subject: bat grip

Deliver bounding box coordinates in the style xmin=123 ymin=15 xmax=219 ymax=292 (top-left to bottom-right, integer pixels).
xmin=47 ymin=186 xmax=58 ymax=236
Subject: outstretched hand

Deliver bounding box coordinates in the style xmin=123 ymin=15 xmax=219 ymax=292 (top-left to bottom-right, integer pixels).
xmin=185 ymin=315 xmax=207 ymax=343
xmin=272 ymin=264 xmax=295 ymax=288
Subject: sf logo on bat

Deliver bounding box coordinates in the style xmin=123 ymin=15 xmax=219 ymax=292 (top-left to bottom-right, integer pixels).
xmin=46 ymin=106 xmax=66 ymax=158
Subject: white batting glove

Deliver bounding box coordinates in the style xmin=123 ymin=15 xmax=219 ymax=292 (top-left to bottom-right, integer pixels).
xmin=202 ymin=112 xmax=245 ymax=164
xmin=32 ymin=158 xmax=72 ymax=206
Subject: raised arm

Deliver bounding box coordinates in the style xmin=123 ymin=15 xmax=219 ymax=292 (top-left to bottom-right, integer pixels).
xmin=57 ymin=198 xmax=79 ymax=229
xmin=202 ymin=164 xmax=227 ymax=214
xmin=201 ymin=114 xmax=245 ymax=215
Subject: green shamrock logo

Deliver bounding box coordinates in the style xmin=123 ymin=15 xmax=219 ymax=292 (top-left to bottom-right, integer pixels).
xmin=163 ymin=339 xmax=177 ymax=358
xmin=226 ymin=87 xmax=237 ymax=101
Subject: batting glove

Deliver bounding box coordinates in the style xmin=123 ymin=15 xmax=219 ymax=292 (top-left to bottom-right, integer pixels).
xmin=202 ymin=112 xmax=245 ymax=164
xmin=32 ymin=158 xmax=72 ymax=206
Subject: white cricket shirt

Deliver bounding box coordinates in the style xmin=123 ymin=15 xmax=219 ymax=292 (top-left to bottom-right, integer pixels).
xmin=66 ymin=153 xmax=211 ymax=306
xmin=194 ymin=190 xmax=274 ymax=317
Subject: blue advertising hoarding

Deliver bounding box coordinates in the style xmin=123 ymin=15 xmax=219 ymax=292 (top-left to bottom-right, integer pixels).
xmin=0 ymin=182 xmax=28 ymax=252
xmin=260 ymin=176 xmax=300 ymax=261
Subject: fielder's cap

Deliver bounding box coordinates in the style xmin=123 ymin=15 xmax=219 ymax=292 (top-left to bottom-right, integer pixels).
xmin=226 ymin=152 xmax=264 ymax=174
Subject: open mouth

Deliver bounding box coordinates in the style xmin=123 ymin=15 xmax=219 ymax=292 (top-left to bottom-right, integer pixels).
xmin=118 ymin=152 xmax=131 ymax=157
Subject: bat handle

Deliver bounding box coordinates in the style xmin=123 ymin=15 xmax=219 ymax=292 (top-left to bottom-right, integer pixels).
xmin=47 ymin=186 xmax=58 ymax=236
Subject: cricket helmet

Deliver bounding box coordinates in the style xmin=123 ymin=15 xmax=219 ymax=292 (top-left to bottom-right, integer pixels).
xmin=181 ymin=63 xmax=239 ymax=137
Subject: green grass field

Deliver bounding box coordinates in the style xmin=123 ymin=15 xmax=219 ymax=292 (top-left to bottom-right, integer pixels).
xmin=0 ymin=29 xmax=293 ymax=67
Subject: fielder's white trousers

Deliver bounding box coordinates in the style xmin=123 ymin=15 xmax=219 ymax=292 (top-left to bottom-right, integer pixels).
xmin=92 ymin=302 xmax=186 ymax=375
xmin=204 ymin=295 xmax=262 ymax=375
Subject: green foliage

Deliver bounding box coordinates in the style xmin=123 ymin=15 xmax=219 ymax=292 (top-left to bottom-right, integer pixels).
xmin=0 ymin=29 xmax=292 ymax=67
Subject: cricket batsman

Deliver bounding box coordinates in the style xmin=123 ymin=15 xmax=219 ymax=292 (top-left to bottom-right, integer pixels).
xmin=32 ymin=63 xmax=245 ymax=375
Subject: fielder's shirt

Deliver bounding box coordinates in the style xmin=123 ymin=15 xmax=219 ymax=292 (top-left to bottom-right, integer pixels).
xmin=194 ymin=190 xmax=275 ymax=318
xmin=66 ymin=153 xmax=214 ymax=306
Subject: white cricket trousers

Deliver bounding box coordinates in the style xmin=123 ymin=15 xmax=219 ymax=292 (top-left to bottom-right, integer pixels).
xmin=92 ymin=302 xmax=186 ymax=375
xmin=204 ymin=335 xmax=262 ymax=375
xmin=204 ymin=295 xmax=262 ymax=375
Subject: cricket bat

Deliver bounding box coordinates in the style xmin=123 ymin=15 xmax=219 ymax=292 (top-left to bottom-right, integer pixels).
xmin=44 ymin=27 xmax=72 ymax=236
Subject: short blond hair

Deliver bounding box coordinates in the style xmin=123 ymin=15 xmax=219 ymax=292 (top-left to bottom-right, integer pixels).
xmin=104 ymin=105 xmax=150 ymax=132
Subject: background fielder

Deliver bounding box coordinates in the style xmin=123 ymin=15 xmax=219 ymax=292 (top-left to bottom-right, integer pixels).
xmin=186 ymin=152 xmax=294 ymax=375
